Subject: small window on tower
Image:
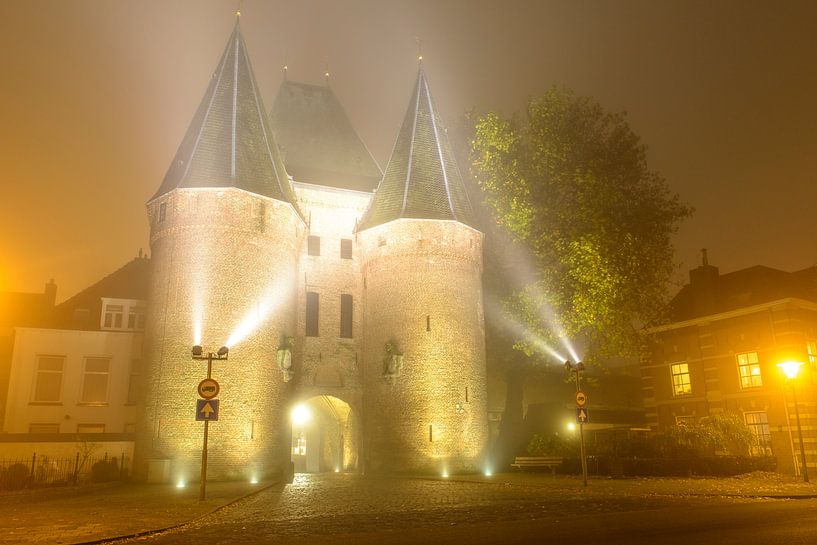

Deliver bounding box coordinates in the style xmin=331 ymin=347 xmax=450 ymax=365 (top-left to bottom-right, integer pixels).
xmin=308 ymin=236 xmax=321 ymax=256
xmin=305 ymin=292 xmax=319 ymax=337
xmin=340 ymin=294 xmax=353 ymax=338
xmin=340 ymin=239 xmax=353 ymax=259
xmin=158 ymin=202 xmax=167 ymax=223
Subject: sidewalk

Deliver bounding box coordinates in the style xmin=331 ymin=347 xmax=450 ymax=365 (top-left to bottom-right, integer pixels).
xmin=0 ymin=479 xmax=275 ymax=545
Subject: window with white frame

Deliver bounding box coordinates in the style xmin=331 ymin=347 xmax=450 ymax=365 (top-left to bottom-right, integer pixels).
xmin=744 ymin=411 xmax=772 ymax=456
xmin=81 ymin=357 xmax=110 ymax=404
xmin=32 ymin=355 xmax=64 ymax=402
xmin=101 ymin=298 xmax=147 ymax=331
xmin=737 ymin=351 xmax=762 ymax=388
xmin=670 ymin=362 xmax=692 ymax=396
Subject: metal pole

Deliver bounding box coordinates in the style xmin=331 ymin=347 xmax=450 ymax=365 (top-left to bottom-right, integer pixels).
xmin=782 ymin=387 xmax=800 ymax=476
xmin=200 ymin=352 xmax=213 ymax=501
xmin=792 ymin=382 xmax=810 ymax=483
xmin=574 ymin=367 xmax=588 ymax=487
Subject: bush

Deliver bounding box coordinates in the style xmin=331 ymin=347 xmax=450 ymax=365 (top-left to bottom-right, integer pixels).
xmin=91 ymin=459 xmax=119 ymax=482
xmin=1 ymin=463 xmax=30 ymax=490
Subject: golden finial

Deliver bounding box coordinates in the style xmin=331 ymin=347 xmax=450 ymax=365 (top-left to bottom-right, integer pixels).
xmin=236 ymin=0 xmax=242 ymax=18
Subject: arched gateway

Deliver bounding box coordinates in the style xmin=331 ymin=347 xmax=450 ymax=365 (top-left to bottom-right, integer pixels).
xmin=134 ymin=20 xmax=488 ymax=482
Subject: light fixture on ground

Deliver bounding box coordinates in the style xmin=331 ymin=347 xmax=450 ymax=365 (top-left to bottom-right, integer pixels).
xmin=565 ymin=359 xmax=588 ymax=487
xmin=777 ymin=360 xmax=809 ymax=483
xmin=192 ymin=345 xmax=229 ymax=500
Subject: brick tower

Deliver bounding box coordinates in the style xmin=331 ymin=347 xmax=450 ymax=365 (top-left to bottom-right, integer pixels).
xmin=357 ymin=67 xmax=488 ymax=473
xmin=135 ymin=21 xmax=304 ymax=482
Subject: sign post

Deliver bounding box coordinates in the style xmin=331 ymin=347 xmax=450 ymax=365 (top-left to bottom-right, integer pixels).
xmin=191 ymin=346 xmax=228 ymax=501
xmin=566 ymin=361 xmax=589 ymax=487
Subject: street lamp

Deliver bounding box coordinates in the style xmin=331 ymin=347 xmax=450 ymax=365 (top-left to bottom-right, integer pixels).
xmin=565 ymin=360 xmax=588 ymax=487
xmin=777 ymin=360 xmax=809 ymax=483
xmin=192 ymin=345 xmax=229 ymax=500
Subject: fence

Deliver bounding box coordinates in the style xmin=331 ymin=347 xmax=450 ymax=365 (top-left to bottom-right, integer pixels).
xmin=0 ymin=451 xmax=130 ymax=490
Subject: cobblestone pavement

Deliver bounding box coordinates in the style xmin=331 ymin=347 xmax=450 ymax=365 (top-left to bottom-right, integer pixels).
xmin=118 ymin=473 xmax=777 ymax=544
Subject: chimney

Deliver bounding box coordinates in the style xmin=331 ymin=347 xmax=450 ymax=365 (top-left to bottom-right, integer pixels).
xmin=688 ymin=249 xmax=719 ymax=315
xmin=43 ymin=279 xmax=57 ymax=308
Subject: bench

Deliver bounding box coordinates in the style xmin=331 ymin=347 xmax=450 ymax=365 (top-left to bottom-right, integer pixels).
xmin=510 ymin=456 xmax=563 ymax=475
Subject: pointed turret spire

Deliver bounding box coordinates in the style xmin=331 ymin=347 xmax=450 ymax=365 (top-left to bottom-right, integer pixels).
xmin=358 ymin=67 xmax=476 ymax=231
xmin=151 ymin=22 xmax=298 ymax=209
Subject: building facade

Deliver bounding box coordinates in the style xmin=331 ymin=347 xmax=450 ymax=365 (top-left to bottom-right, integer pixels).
xmin=642 ymin=254 xmax=817 ymax=475
xmin=134 ymin=22 xmax=488 ymax=482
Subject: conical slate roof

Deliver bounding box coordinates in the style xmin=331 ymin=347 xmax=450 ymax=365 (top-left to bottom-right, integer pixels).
xmin=270 ymin=80 xmax=382 ymax=192
xmin=358 ymin=67 xmax=476 ymax=231
xmin=152 ymin=22 xmax=297 ymax=208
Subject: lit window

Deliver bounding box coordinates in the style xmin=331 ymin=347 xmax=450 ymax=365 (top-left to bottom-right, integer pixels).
xmin=340 ymin=294 xmax=353 ymax=338
xmin=32 ymin=356 xmax=64 ymax=402
xmin=305 ymin=292 xmax=319 ymax=337
xmin=737 ymin=351 xmax=762 ymax=388
xmin=745 ymin=411 xmax=772 ymax=456
xmin=670 ymin=362 xmax=691 ymax=396
xmin=29 ymin=423 xmax=60 ymax=434
xmin=308 ymin=235 xmax=320 ymax=256
xmin=340 ymin=239 xmax=353 ymax=259
xmin=81 ymin=357 xmax=110 ymax=404
xmin=675 ymin=416 xmax=695 ymax=427
xmin=77 ymin=424 xmax=105 ymax=433
xmin=293 ymin=433 xmax=306 ymax=456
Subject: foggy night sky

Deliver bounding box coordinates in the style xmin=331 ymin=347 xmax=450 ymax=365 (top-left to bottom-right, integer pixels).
xmin=1 ymin=0 xmax=816 ymax=302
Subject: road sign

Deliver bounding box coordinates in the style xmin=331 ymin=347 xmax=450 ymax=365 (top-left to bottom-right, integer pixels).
xmin=576 ymin=407 xmax=589 ymax=424
xmin=196 ymin=399 xmax=219 ymax=421
xmin=198 ymin=378 xmax=220 ymax=399
xmin=575 ymin=390 xmax=588 ymax=407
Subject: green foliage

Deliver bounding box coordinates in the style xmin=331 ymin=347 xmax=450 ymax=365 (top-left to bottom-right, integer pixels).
xmin=652 ymin=412 xmax=758 ymax=458
xmin=470 ymin=87 xmax=691 ymax=360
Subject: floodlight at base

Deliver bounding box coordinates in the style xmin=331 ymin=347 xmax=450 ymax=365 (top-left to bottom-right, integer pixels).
xmin=176 ymin=480 xmax=186 ymax=488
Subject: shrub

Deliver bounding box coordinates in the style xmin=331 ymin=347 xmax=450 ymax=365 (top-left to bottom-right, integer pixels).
xmin=2 ymin=463 xmax=30 ymax=490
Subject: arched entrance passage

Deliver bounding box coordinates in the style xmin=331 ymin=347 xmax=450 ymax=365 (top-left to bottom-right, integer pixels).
xmin=290 ymin=395 xmax=358 ymax=474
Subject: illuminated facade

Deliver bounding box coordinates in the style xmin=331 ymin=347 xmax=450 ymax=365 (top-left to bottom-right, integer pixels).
xmin=134 ymin=23 xmax=487 ymax=480
xmin=642 ymin=254 xmax=817 ymax=474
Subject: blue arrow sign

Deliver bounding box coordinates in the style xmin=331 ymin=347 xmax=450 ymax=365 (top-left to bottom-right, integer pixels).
xmin=576 ymin=407 xmax=589 ymax=423
xmin=196 ymin=399 xmax=219 ymax=421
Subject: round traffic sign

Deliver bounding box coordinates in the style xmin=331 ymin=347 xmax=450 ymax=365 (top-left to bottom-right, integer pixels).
xmin=198 ymin=378 xmax=220 ymax=399
xmin=575 ymin=390 xmax=587 ymax=407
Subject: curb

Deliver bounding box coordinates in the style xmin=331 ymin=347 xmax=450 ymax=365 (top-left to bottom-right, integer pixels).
xmin=70 ymin=480 xmax=281 ymax=545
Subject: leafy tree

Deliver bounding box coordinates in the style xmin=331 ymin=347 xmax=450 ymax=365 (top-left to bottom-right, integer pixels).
xmin=470 ymin=87 xmax=691 ymax=362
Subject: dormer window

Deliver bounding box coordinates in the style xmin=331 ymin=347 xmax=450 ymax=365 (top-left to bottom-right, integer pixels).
xmin=101 ymin=298 xmax=147 ymax=331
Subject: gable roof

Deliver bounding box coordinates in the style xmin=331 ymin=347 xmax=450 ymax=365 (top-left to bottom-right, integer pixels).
xmin=670 ymin=264 xmax=817 ymax=321
xmin=151 ymin=22 xmax=298 ymax=209
xmin=47 ymin=257 xmax=150 ymax=330
xmin=269 ymin=81 xmax=382 ymax=192
xmin=358 ymin=67 xmax=477 ymax=231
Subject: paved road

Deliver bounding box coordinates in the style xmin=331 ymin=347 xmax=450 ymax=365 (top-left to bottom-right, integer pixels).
xmin=115 ymin=473 xmax=817 ymax=544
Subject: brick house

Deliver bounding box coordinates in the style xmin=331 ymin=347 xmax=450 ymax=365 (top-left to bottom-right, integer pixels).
xmin=642 ymin=252 xmax=817 ymax=474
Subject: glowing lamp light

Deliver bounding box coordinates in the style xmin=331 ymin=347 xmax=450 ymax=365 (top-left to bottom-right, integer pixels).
xmin=566 ymin=422 xmax=576 ymax=432
xmin=291 ymin=404 xmax=311 ymax=426
xmin=778 ymin=360 xmax=804 ymax=380
xmin=441 ymin=470 xmax=449 ymax=478
xmin=176 ymin=480 xmax=186 ymax=489
xmin=334 ymin=468 xmax=340 ymax=473
xmin=250 ymin=477 xmax=258 ymax=484
xmin=484 ymin=469 xmax=493 ymax=477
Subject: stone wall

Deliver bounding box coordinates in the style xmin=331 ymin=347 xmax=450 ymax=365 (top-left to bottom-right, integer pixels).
xmin=360 ymin=219 xmax=488 ymax=473
xmin=135 ymin=187 xmax=304 ymax=482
